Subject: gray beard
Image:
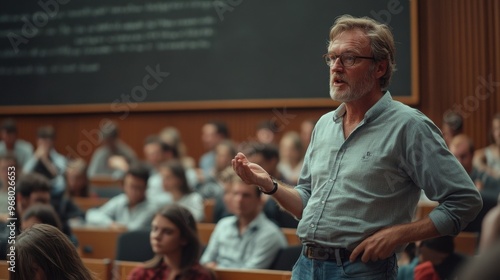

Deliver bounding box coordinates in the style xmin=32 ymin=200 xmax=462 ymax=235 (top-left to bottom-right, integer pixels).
xmin=329 ymin=69 xmax=376 ymax=102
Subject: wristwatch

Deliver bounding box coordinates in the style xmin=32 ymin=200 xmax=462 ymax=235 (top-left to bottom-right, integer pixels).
xmin=259 ymin=177 xmax=278 ymax=195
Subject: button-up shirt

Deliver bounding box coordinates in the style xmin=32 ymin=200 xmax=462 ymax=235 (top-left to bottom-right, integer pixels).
xmin=200 ymin=212 xmax=287 ymax=269
xmin=296 ymin=92 xmax=482 ymax=251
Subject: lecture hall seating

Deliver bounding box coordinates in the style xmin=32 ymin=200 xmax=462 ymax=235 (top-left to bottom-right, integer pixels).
xmin=73 ymin=197 xmax=110 ymax=212
xmin=114 ymin=261 xmax=292 ymax=280
xmin=72 ymin=226 xmax=127 ymax=259
xmin=82 ymin=258 xmax=112 ymax=280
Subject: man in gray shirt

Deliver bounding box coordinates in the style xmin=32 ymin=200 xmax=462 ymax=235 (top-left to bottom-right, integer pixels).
xmin=233 ymin=15 xmax=482 ymax=279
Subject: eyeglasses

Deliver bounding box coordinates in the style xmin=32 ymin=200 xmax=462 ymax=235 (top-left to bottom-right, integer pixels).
xmin=323 ymin=53 xmax=375 ymax=67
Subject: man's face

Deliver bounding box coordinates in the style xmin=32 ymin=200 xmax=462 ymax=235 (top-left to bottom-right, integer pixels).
xmin=19 ymin=191 xmax=51 ymax=216
xmin=328 ymin=29 xmax=378 ymax=102
xmin=450 ymin=142 xmax=473 ymax=173
xmin=65 ymin=168 xmax=87 ymax=194
xmin=143 ymin=143 xmax=163 ymax=169
xmin=256 ymin=128 xmax=274 ymax=144
xmin=37 ymin=138 xmax=53 ymax=150
xmin=201 ymin=124 xmax=221 ymax=150
xmin=1 ymin=131 xmax=16 ymax=147
xmin=215 ymin=144 xmax=232 ymax=172
xmin=230 ymin=182 xmax=261 ymax=219
xmin=279 ymin=137 xmax=301 ymax=164
xmin=123 ymin=174 xmax=147 ymax=206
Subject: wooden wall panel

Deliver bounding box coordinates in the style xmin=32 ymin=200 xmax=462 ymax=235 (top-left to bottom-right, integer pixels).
xmin=5 ymin=108 xmax=330 ymax=163
xmin=417 ymin=0 xmax=500 ymax=149
xmin=3 ymin=0 xmax=500 ymax=163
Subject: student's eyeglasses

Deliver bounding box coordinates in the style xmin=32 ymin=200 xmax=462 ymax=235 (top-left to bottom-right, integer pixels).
xmin=323 ymin=53 xmax=375 ymax=67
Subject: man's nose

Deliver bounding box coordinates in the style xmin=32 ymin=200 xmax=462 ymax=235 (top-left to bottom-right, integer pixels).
xmin=331 ymin=57 xmax=344 ymax=72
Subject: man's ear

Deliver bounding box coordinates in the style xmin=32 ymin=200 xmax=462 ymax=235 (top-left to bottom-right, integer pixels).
xmin=375 ymin=59 xmax=388 ymax=79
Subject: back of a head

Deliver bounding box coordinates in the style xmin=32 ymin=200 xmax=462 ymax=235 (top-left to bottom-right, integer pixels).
xmin=252 ymin=143 xmax=280 ymax=162
xmin=1 ymin=118 xmax=17 ymax=134
xmin=17 ymin=173 xmax=51 ymax=198
xmin=12 ymin=224 xmax=95 ymax=280
xmin=22 ymin=204 xmax=63 ymax=231
xmin=443 ymin=111 xmax=464 ymax=134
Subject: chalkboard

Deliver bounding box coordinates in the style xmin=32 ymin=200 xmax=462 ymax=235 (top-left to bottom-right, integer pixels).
xmin=0 ymin=0 xmax=418 ymax=114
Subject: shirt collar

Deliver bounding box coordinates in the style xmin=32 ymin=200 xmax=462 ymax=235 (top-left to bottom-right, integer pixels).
xmin=232 ymin=212 xmax=266 ymax=233
xmin=332 ymin=91 xmax=393 ymax=123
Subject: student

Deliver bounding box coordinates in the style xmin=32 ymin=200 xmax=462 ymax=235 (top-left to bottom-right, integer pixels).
xmin=415 ymin=236 xmax=466 ymax=280
xmin=473 ymin=113 xmax=500 ymax=179
xmin=0 ymin=153 xmax=17 ymax=219
xmin=0 ymin=118 xmax=33 ymax=168
xmin=86 ymin=163 xmax=157 ymax=230
xmin=0 ymin=172 xmax=53 ymax=260
xmin=87 ymin=121 xmax=137 ymax=179
xmin=10 ymin=173 xmax=78 ymax=244
xmin=23 ymin=126 xmax=67 ymax=195
xmin=255 ymin=120 xmax=278 ymax=144
xmin=144 ymin=136 xmax=198 ymax=196
xmin=153 ymin=161 xmax=204 ymax=222
xmin=441 ymin=111 xmax=464 ymax=147
xmin=129 ymin=204 xmax=214 ymax=280
xmin=200 ymin=176 xmax=287 ymax=269
xmin=196 ymin=140 xmax=237 ymax=199
xmin=12 ymin=224 xmax=95 ymax=280
xmin=199 ymin=121 xmax=230 ymax=179
xmin=277 ymin=131 xmax=304 ymax=184
xmin=159 ymin=126 xmax=196 ymax=169
xmin=299 ymin=118 xmax=316 ymax=151
xmin=65 ymin=158 xmax=95 ymax=198
xmin=21 ymin=203 xmax=63 ymax=231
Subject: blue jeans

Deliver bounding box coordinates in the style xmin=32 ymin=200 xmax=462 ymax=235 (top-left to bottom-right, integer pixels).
xmin=291 ymin=253 xmax=398 ymax=279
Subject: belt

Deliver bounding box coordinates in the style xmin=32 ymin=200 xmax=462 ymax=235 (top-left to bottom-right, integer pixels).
xmin=303 ymin=245 xmax=351 ymax=261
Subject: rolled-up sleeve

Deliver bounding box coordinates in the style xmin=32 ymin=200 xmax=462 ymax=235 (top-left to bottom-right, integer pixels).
xmin=404 ymin=117 xmax=483 ymax=235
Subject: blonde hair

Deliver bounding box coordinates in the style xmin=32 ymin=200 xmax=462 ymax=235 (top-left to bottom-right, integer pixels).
xmin=329 ymin=15 xmax=396 ymax=89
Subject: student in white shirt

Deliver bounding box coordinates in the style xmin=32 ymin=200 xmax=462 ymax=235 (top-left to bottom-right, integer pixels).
xmin=152 ymin=160 xmax=204 ymax=222
xmin=86 ymin=163 xmax=157 ymax=230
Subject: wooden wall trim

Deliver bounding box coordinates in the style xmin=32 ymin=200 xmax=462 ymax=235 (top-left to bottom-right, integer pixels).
xmin=1 ymin=94 xmax=421 ymax=115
